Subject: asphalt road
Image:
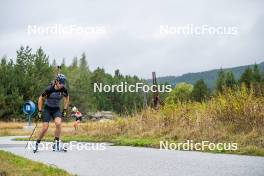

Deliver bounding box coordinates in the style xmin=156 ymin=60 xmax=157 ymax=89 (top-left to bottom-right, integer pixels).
xmin=0 ymin=136 xmax=263 ymax=176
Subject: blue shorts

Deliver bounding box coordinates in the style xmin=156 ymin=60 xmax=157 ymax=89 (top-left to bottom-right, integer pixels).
xmin=43 ymin=105 xmax=61 ymax=122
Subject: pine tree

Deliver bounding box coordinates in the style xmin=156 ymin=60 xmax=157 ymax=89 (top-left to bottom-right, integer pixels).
xmin=252 ymin=64 xmax=261 ymax=95
xmin=71 ymin=57 xmax=78 ymax=68
xmin=191 ymin=79 xmax=209 ymax=102
xmin=252 ymin=64 xmax=261 ymax=83
xmin=225 ymin=71 xmax=236 ymax=89
xmin=79 ymin=53 xmax=89 ymax=71
xmin=216 ymin=68 xmax=226 ymax=93
xmin=240 ymin=67 xmax=253 ymax=89
xmin=52 ymin=59 xmax=57 ymax=67
xmin=61 ymin=58 xmax=66 ymax=67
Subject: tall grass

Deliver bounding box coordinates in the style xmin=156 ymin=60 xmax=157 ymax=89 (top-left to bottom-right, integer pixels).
xmin=78 ymin=87 xmax=264 ymax=150
xmin=0 ymin=122 xmax=23 ymax=129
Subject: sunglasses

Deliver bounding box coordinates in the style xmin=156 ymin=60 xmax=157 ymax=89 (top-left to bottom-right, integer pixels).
xmin=57 ymin=81 xmax=65 ymax=86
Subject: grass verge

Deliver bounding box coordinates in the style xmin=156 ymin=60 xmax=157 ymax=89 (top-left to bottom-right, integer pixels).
xmin=0 ymin=150 xmax=73 ymax=176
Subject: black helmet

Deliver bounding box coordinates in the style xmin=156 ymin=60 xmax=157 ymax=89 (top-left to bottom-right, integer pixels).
xmin=55 ymin=74 xmax=66 ymax=85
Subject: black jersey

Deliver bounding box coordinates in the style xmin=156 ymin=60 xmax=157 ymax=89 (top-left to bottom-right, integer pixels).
xmin=41 ymin=84 xmax=68 ymax=108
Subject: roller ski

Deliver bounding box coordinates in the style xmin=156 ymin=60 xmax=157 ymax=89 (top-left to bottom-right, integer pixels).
xmin=52 ymin=140 xmax=67 ymax=152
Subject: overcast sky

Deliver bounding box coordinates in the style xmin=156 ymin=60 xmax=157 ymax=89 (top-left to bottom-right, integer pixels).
xmin=0 ymin=0 xmax=263 ymax=79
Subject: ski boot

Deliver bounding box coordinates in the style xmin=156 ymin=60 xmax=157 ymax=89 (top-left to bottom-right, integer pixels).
xmin=33 ymin=141 xmax=39 ymax=153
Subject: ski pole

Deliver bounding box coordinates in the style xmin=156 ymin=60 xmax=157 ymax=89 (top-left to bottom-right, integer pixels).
xmin=25 ymin=120 xmax=39 ymax=149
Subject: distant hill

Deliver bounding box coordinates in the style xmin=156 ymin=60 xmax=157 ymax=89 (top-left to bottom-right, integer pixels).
xmin=147 ymin=62 xmax=264 ymax=89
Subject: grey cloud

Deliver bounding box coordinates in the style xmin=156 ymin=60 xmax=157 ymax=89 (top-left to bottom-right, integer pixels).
xmin=0 ymin=0 xmax=263 ymax=79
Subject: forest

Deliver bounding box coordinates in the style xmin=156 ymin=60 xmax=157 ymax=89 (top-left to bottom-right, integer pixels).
xmin=0 ymin=46 xmax=263 ymax=122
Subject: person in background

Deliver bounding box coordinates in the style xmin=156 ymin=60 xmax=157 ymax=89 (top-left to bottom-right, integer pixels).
xmin=71 ymin=106 xmax=82 ymax=130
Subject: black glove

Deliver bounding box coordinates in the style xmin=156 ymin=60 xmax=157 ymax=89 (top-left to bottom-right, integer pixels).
xmin=62 ymin=109 xmax=67 ymax=118
xmin=37 ymin=111 xmax=42 ymax=121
